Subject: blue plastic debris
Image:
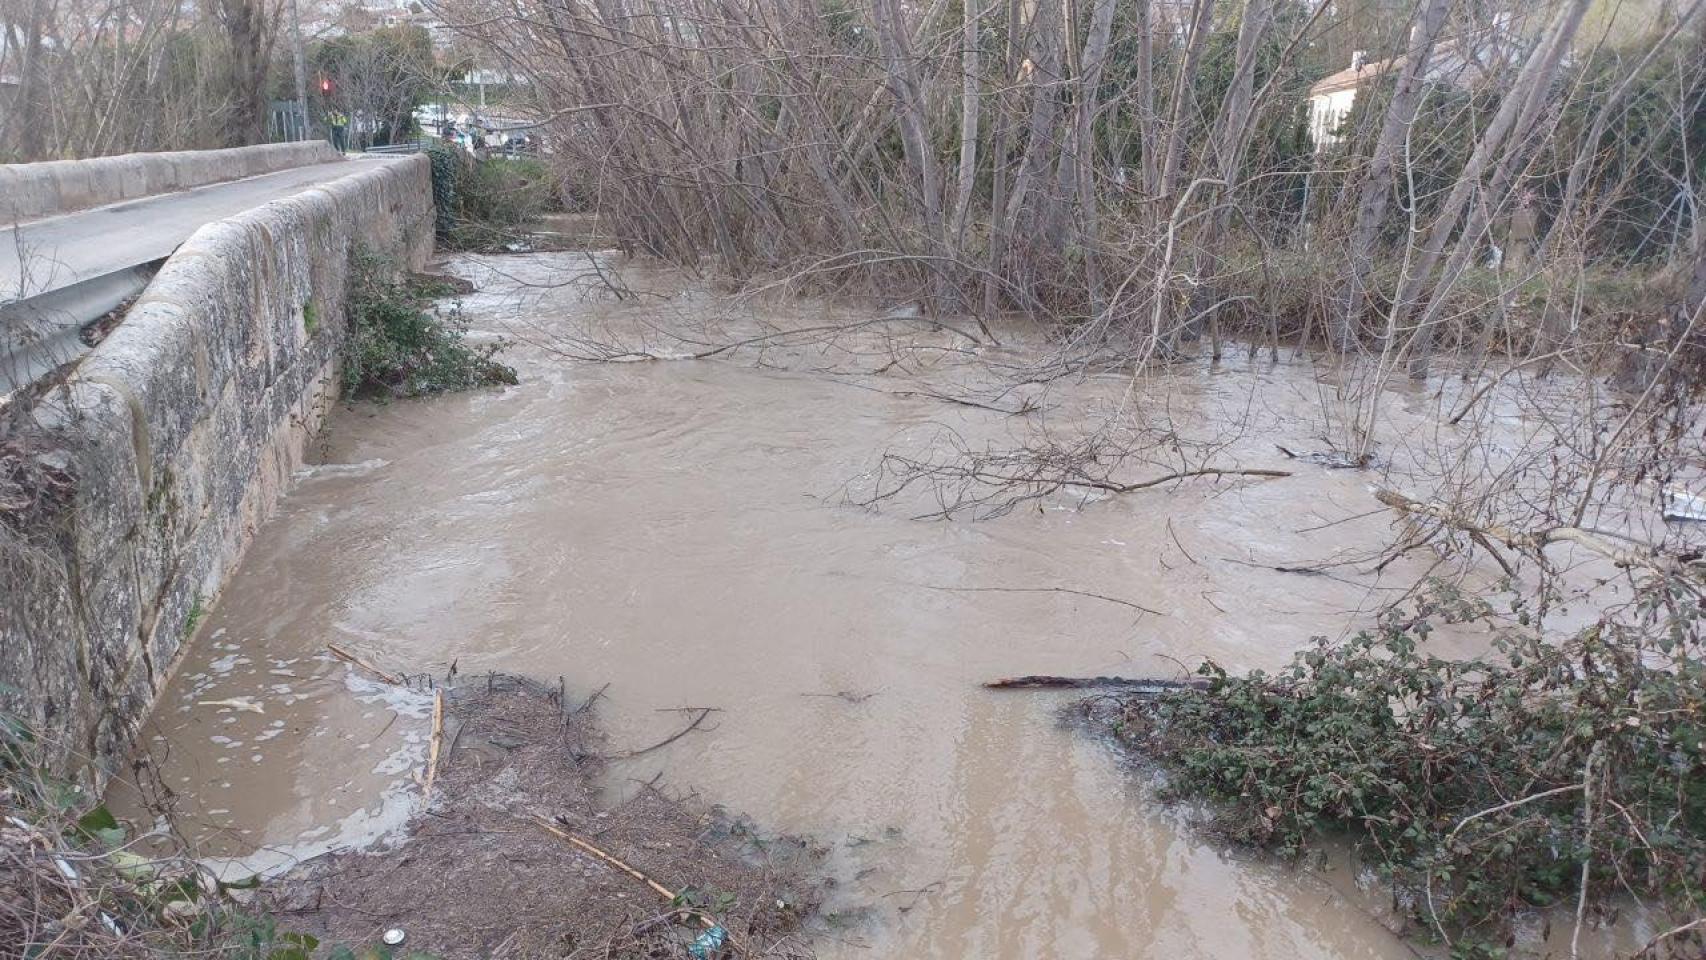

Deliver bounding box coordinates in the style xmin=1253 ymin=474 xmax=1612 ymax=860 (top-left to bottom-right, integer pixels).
xmin=688 ymin=925 xmax=728 ymax=958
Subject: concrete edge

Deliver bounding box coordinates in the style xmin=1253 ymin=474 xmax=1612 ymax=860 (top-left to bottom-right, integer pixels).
xmin=0 ymin=141 xmax=345 ymax=224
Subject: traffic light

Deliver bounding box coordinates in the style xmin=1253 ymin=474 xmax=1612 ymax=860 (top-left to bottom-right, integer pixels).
xmin=319 ymin=75 xmax=332 ymax=95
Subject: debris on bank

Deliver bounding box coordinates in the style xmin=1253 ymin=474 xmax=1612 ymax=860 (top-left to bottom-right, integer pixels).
xmin=263 ymin=674 xmax=823 ymax=959
xmin=0 ymin=671 xmax=822 ymax=959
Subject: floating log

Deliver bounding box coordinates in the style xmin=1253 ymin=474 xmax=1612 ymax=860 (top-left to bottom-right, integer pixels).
xmin=327 ymin=643 xmax=401 ymax=685
xmin=983 ymin=675 xmax=1206 ymax=693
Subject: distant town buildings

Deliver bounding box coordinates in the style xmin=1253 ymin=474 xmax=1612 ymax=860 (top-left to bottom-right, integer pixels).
xmin=310 ymin=0 xmax=449 ymax=43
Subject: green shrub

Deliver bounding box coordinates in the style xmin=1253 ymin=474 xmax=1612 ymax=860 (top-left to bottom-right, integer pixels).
xmin=420 ymin=142 xmax=556 ymax=250
xmin=461 ymin=156 xmax=555 ymax=225
xmin=341 ymin=251 xmax=516 ymax=398
xmin=1108 ymin=577 xmax=1706 ymax=955
xmin=422 ymin=141 xmax=468 ymax=241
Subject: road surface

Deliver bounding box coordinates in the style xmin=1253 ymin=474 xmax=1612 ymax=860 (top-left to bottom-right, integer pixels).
xmin=2 ymin=158 xmax=398 ymax=396
xmin=1 ymin=160 xmax=380 ymax=300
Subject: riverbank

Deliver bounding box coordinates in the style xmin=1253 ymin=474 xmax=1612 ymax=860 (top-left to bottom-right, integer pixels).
xmin=263 ymin=672 xmax=821 ymax=958
xmin=2 ymin=670 xmax=822 ymax=959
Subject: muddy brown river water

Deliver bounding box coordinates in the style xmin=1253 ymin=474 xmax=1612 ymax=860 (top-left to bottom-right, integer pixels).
xmin=111 ymin=253 xmax=1647 ymax=959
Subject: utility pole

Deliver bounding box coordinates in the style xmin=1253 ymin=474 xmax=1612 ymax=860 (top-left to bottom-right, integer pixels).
xmin=287 ymin=0 xmax=310 ymax=140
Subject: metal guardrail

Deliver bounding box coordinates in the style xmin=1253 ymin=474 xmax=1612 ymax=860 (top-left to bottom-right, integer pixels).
xmin=1 ymin=261 xmax=162 ymax=399
xmin=367 ymin=135 xmax=542 ymax=160
xmin=363 ymin=139 xmax=429 ymax=155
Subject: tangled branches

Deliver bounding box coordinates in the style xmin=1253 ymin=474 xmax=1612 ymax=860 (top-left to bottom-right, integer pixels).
xmin=855 ymin=428 xmax=1289 ymax=520
xmin=1374 ymin=487 xmax=1706 ymax=582
xmin=435 ymin=0 xmax=1706 ymax=384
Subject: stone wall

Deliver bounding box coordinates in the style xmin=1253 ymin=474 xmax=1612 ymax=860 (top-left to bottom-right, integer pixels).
xmin=0 ymin=142 xmax=343 ymax=223
xmin=0 ymin=154 xmax=433 ymax=783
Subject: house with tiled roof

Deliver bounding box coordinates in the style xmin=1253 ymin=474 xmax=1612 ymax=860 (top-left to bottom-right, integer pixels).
xmin=1307 ymin=26 xmax=1524 ymax=150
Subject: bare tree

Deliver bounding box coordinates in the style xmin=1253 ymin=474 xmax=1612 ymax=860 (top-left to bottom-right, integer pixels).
xmin=424 ymin=0 xmax=1705 ymax=424
xmin=1333 ymin=0 xmax=1452 ymax=351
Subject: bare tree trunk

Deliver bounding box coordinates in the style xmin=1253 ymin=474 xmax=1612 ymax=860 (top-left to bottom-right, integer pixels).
xmin=285 ymin=0 xmax=308 ymax=141
xmin=1334 ymin=0 xmax=1451 ymax=351
xmin=995 ymin=0 xmax=1064 ymax=309
xmin=1390 ymin=0 xmax=1592 ymax=378
xmin=1157 ymin=0 xmax=1217 ymax=205
xmin=949 ymin=0 xmax=981 ymax=248
xmin=213 ymin=0 xmax=275 ymax=146
xmin=1685 ymin=224 xmax=1706 ymax=322
xmin=1148 ymin=0 xmax=1217 ymax=347
xmin=7 ymin=0 xmax=52 ymax=160
xmin=873 ymin=0 xmax=944 ymax=245
xmin=981 ymin=0 xmax=1022 ymax=319
xmin=1070 ymin=0 xmax=1117 ymax=317
xmin=1135 ymin=0 xmax=1159 ymax=198
xmin=1184 ymin=0 xmax=1275 ymax=349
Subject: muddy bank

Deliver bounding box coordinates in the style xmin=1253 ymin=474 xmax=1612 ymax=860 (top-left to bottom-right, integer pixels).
xmin=263 ymin=673 xmax=821 ymax=958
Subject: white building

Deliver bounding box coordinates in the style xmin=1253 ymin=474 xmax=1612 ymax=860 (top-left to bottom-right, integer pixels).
xmin=1307 ymin=51 xmax=1374 ymax=150
xmin=1307 ymin=25 xmax=1524 ymax=151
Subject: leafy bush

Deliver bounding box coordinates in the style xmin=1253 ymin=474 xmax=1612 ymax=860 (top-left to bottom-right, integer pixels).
xmin=422 ymin=142 xmax=467 ymax=241
xmin=341 ymin=251 xmax=516 ymax=398
xmin=461 ymin=156 xmax=555 ymax=227
xmin=420 ymin=142 xmax=556 ymax=250
xmin=1108 ymin=578 xmax=1706 ymax=955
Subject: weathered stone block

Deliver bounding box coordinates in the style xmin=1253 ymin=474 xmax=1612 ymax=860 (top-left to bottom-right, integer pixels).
xmin=44 ymin=161 xmax=94 ymax=212
xmin=0 ymin=523 xmax=89 ymax=770
xmin=28 ymin=380 xmax=146 ymax=560
xmin=80 ymin=304 xmax=204 ymax=482
xmin=91 ymin=651 xmax=154 ymax=781
xmin=78 ymin=539 xmax=143 ymax=700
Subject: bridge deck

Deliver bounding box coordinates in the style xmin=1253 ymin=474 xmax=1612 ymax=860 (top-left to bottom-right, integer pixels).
xmin=2 ymin=160 xmax=378 ymax=301
xmin=1 ymin=158 xmax=402 ymax=396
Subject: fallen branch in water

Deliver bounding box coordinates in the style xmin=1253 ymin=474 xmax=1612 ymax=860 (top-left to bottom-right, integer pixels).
xmin=1638 ymin=916 xmax=1706 ymax=958
xmin=1275 ymin=445 xmax=1373 ymax=469
xmin=601 ymin=707 xmax=717 ymax=760
xmin=423 ymin=689 xmax=445 ymax=802
xmin=883 ymin=387 xmax=1037 ymax=416
xmin=801 ymin=690 xmax=878 ymax=703
xmin=327 ymin=643 xmax=401 ymax=685
xmin=985 ymin=675 xmax=1206 ymax=693
xmin=1372 ymin=488 xmax=1704 ymax=581
xmin=858 ymin=431 xmax=1294 ymax=521
xmin=574 ymin=682 xmax=611 ymax=717
xmin=919 ymin=584 xmax=1163 ymax=617
xmin=1024 ymin=467 xmax=1293 ymax=495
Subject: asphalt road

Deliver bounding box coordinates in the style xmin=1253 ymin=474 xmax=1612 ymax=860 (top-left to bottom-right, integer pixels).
xmin=0 ymin=160 xmax=375 ymax=301
xmin=1 ymin=157 xmax=396 ymax=396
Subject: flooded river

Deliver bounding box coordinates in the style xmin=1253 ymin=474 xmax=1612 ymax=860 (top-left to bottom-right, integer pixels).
xmin=110 ymin=253 xmax=1636 ymax=958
